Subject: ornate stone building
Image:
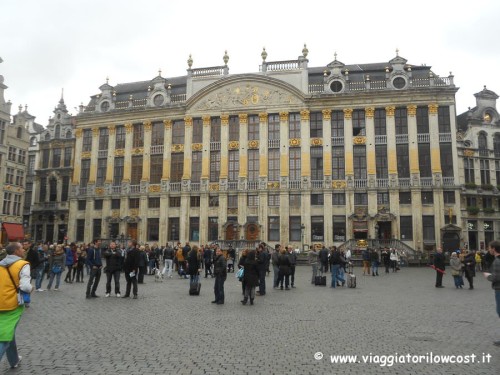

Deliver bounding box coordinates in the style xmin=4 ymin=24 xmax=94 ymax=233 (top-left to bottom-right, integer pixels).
xmin=68 ymin=47 xmax=460 ymax=254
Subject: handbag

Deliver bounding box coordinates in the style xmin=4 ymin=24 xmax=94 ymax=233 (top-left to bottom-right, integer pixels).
xmin=236 ymin=267 xmax=244 ymax=281
xmin=6 ymin=263 xmax=30 ymax=306
xmin=52 ymin=264 xmax=62 ymax=274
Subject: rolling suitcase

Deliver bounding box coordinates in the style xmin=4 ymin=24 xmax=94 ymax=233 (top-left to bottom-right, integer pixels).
xmin=315 ymin=269 xmax=326 ymax=286
xmin=189 ymin=274 xmax=201 ymax=295
xmin=347 ymin=263 xmax=356 ymax=288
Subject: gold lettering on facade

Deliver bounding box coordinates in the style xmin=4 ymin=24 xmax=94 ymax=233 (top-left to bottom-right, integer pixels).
xmin=81 ymin=151 xmax=91 ymax=159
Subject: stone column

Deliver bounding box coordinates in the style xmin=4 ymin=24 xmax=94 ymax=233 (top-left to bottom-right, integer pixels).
xmin=123 ymin=123 xmax=133 ymax=182
xmin=238 ymin=114 xmax=248 ymax=179
xmin=220 ymin=115 xmax=229 ymax=179
xmin=201 ymin=115 xmax=211 ymax=182
xmin=72 ymin=129 xmax=83 ymax=184
xmin=88 ymin=127 xmax=99 ymax=184
xmin=280 ymin=112 xmax=289 ymax=180
xmin=322 ymin=109 xmax=332 ymax=179
xmin=182 ymin=116 xmax=193 ymax=180
xmin=407 ymin=105 xmax=420 ymax=177
xmin=429 ymin=104 xmax=442 ymax=177
xmin=343 ymin=108 xmax=354 ymax=238
xmin=142 ymin=121 xmax=152 ymax=181
xmin=162 ymin=120 xmax=172 ymax=181
xmin=300 ymin=110 xmax=311 ymax=180
xmin=105 ymin=125 xmax=116 ymax=184
xmin=259 ymin=113 xmax=268 ymax=179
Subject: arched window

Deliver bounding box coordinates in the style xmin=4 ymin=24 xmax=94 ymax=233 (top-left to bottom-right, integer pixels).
xmin=45 ymin=133 xmax=51 ymax=141
xmin=494 ymin=134 xmax=500 ymax=157
xmin=478 ymin=133 xmax=488 ymax=156
xmin=17 ymin=127 xmax=23 ymax=138
xmin=54 ymin=125 xmax=60 ymax=139
xmin=30 ymin=137 xmax=37 ymax=146
xmin=66 ymin=130 xmax=72 ymax=139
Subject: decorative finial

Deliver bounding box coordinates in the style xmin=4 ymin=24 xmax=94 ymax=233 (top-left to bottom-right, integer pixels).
xmin=25 ymin=104 xmax=28 ymax=111
xmin=407 ymin=65 xmax=412 ymax=72
xmin=484 ymin=85 xmax=487 ymax=90
xmin=334 ymin=51 xmax=337 ymax=61
xmin=61 ymin=88 xmax=64 ymax=100
xmin=158 ymin=68 xmax=162 ymax=77
xmin=323 ymin=70 xmax=328 ymax=77
xmin=344 ymin=68 xmax=349 ymax=75
xmin=167 ymin=83 xmax=171 ymax=90
xmin=18 ymin=105 xmax=22 ymax=113
xmin=129 ymin=94 xmax=133 ymax=100
xmin=385 ymin=66 xmax=389 ymax=73
xmin=187 ymin=54 xmax=193 ymax=69
xmin=302 ymin=43 xmax=308 ymax=58
xmin=106 ymin=76 xmax=109 ymax=84
xmin=261 ymin=47 xmax=267 ymax=62
xmin=223 ymin=50 xmax=229 ymax=65
xmin=148 ymin=86 xmax=151 ymax=92
xmin=113 ymin=90 xmax=116 ymax=97
xmin=396 ymin=48 xmax=399 ymax=56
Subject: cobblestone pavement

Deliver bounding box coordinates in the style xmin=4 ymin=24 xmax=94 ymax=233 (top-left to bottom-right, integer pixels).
xmin=2 ymin=265 xmax=498 ymax=374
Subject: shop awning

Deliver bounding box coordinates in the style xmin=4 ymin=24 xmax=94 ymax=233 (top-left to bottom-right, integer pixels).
xmin=2 ymin=223 xmax=25 ymax=241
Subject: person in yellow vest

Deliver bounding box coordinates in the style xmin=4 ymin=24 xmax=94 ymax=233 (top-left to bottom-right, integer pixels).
xmin=0 ymin=242 xmax=33 ymax=369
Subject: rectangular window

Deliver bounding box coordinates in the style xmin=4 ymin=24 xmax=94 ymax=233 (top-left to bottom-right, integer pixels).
xmin=61 ymin=176 xmax=70 ymax=202
xmin=311 ymin=194 xmax=324 ymax=206
xmin=438 ymin=106 xmax=451 ymax=133
xmin=332 ymin=193 xmax=345 ymax=205
xmin=268 ymin=149 xmax=280 ymax=182
xmin=169 ymin=196 xmax=181 ymax=207
xmin=129 ymin=198 xmax=140 ymax=209
xmin=42 ymin=149 xmax=50 ymax=168
xmin=331 ymin=110 xmax=344 ymax=137
xmin=170 ymin=153 xmax=184 ymax=182
xmin=310 ymin=112 xmax=323 ymax=138
xmin=151 ymin=122 xmax=164 ymax=146
xmin=210 ymin=151 xmax=221 ymax=182
xmin=131 ymin=156 xmax=143 ymax=185
xmin=311 ymin=216 xmax=324 ymax=242
xmin=192 ymin=118 xmax=203 ymax=143
xmin=5 ymin=168 xmax=14 ymax=184
xmin=172 ymin=120 xmax=185 ymax=145
xmin=333 ymin=216 xmax=346 ymax=242
xmin=400 ymin=216 xmax=413 ymax=240
xmin=168 ymin=218 xmax=180 ymax=241
xmin=421 ymin=191 xmax=434 ymax=204
xmin=80 ymin=160 xmax=91 ymax=187
xmin=190 ymin=196 xmax=200 ymax=207
xmin=76 ymin=219 xmax=85 ymax=242
xmin=148 ymin=197 xmax=160 ymax=208
xmin=289 ymin=148 xmax=301 ymax=181
xmin=289 ymin=113 xmax=300 ymax=139
xmin=0 ymin=121 xmax=5 ymax=145
xmin=64 ymin=147 xmax=72 ymax=167
xmin=133 ymin=123 xmax=144 ymax=148
xmin=480 ymin=159 xmax=491 ymax=185
xmin=375 ymin=145 xmax=388 ymax=179
xmin=113 ymin=157 xmax=124 ymax=186
xmin=248 ymin=149 xmax=259 ymax=181
xmin=396 ymin=144 xmax=410 ymax=178
xmin=82 ymin=129 xmax=92 ymax=152
xmin=399 ymin=192 xmax=411 ymax=204
xmin=2 ymin=192 xmax=12 ymax=215
xmin=440 ymin=143 xmax=454 ymax=178
xmin=99 ymin=127 xmax=109 ymax=150
xmin=94 ymin=199 xmax=103 ymax=210
xmin=39 ymin=177 xmax=47 ymax=202
xmin=28 ymin=155 xmax=36 ymax=174
xmin=289 ymin=194 xmax=301 ymax=207
xmin=444 ymin=215 xmax=457 ymax=225
xmin=96 ymin=158 xmax=107 ymax=187
xmin=466 ymin=196 xmax=477 ymax=207
xmin=12 ymin=194 xmax=21 ymax=216
xmin=15 ymin=170 xmax=24 ymax=186
xmin=78 ymin=200 xmax=86 ymax=210
xmin=289 ymin=216 xmax=302 ymax=242
xmin=395 ymin=107 xmax=408 ymax=134
xmin=208 ymin=195 xmax=219 ymax=207
xmin=352 ymin=109 xmax=365 ymax=136
xmin=353 ymin=146 xmax=367 ymax=179
xmin=191 ymin=151 xmax=202 ymax=183
xmin=332 ymin=146 xmax=345 ymax=180
xmin=228 ymin=150 xmax=239 ymax=182
xmin=247 ymin=194 xmax=259 ymax=207
xmin=482 ymin=197 xmax=493 ymax=210
xmin=150 ymin=155 xmax=163 ymax=184
xmin=147 ymin=218 xmax=160 ymax=241
xmin=115 ymin=125 xmax=126 ymax=149
xmin=228 ymin=195 xmax=238 ymax=208
xmin=374 ymin=108 xmax=386 ymax=135
xmin=208 ymin=217 xmax=218 ymax=241
xmin=268 ymin=217 xmax=280 ymax=241
xmin=268 ymin=114 xmax=280 ymax=140
xmin=17 ymin=149 xmax=26 ymax=164
xmin=189 ymin=217 xmax=200 ymax=241
xmin=464 ymin=158 xmax=475 ymax=184
xmin=268 ymin=194 xmax=279 ymax=207
xmin=49 ymin=177 xmax=57 ymax=201
xmin=377 ymin=192 xmax=389 ymax=205
xmin=248 ymin=115 xmax=259 ymax=141
xmin=418 ymin=143 xmax=432 ymax=178
xmin=51 ymin=148 xmax=60 ymax=168
xmin=8 ymin=146 xmax=16 ymax=161
xmin=354 ymin=193 xmax=368 ymax=205
xmin=228 ymin=116 xmax=239 ymax=142
xmin=311 ymin=147 xmax=323 ymax=181
xmin=443 ymin=191 xmax=456 ymax=204
xmin=111 ymin=199 xmax=120 ymax=209
xmin=210 ymin=117 xmax=221 ymax=142
xmin=416 ymin=106 xmax=429 ymax=134
xmin=422 ymin=216 xmax=435 ymax=241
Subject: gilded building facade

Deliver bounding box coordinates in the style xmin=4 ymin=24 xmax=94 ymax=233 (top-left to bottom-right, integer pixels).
xmin=68 ymin=48 xmax=460 ymax=253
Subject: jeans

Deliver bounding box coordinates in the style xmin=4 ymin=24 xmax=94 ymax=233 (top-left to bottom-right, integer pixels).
xmin=311 ymin=263 xmax=318 ymax=284
xmin=371 ymin=261 xmax=379 ymax=275
xmin=47 ymin=271 xmax=62 ymax=289
xmin=0 ymin=334 xmax=19 ymax=368
xmin=258 ymin=269 xmax=266 ymax=295
xmin=435 ymin=269 xmax=444 ymax=287
xmin=124 ymin=272 xmax=138 ymax=297
xmin=105 ymin=270 xmax=121 ymax=294
xmin=86 ymin=267 xmax=102 ymax=296
xmin=214 ymin=275 xmax=225 ymax=303
xmin=35 ymin=264 xmax=45 ymax=290
xmin=290 ymin=265 xmax=296 ymax=286
xmin=204 ymin=262 xmax=213 ymax=277
xmin=190 ymin=274 xmax=199 ymax=284
xmin=278 ymin=271 xmax=290 ymax=288
xmin=273 ymin=265 xmax=279 ymax=287
xmin=331 ymin=264 xmax=345 ymax=288
xmin=162 ymin=259 xmax=173 ymax=277
xmin=148 ymin=259 xmax=156 ymax=274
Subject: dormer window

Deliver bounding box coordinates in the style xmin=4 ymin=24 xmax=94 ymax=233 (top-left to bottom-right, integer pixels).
xmin=329 ymin=80 xmax=344 ymax=93
xmin=66 ymin=130 xmax=72 ymax=139
xmin=16 ymin=127 xmax=23 ymax=138
xmin=392 ymin=76 xmax=407 ymax=89
xmin=100 ymin=101 xmax=110 ymax=112
xmin=45 ymin=133 xmax=51 ymax=141
xmin=30 ymin=137 xmax=37 ymax=146
xmin=153 ymin=94 xmax=164 ymax=106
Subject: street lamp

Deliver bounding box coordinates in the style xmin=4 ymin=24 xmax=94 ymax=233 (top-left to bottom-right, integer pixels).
xmin=301 ymin=224 xmax=305 ymax=252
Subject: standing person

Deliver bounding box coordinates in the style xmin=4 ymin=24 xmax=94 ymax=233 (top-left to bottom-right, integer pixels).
xmin=381 ymin=248 xmax=391 ymax=274
xmin=162 ymin=243 xmax=174 ymax=278
xmin=176 ymin=245 xmax=187 ymax=278
xmin=433 ymin=247 xmax=445 ymax=288
xmin=362 ymin=248 xmax=371 ymax=275
xmin=26 ymin=242 xmax=43 ymax=292
xmin=237 ymin=249 xmax=248 ymax=295
xmin=308 ymin=245 xmax=319 ymax=284
xmin=483 ymin=240 xmax=500 ymax=346
xmin=137 ymin=246 xmax=148 ymax=283
xmin=271 ymin=246 xmax=280 ymax=289
xmin=0 ymin=242 xmax=33 ymax=369
xmin=104 ymin=242 xmax=124 ymax=297
xmin=463 ymin=250 xmax=476 ymax=290
xmin=85 ymin=240 xmax=103 ymax=298
xmin=319 ymin=245 xmax=329 ymax=273
xmin=370 ymin=248 xmax=380 ymax=276
xmin=187 ymin=245 xmax=201 ymax=285
xmin=203 ymin=245 xmax=213 ymax=278
xmin=123 ymin=240 xmax=140 ymax=299
xmin=75 ymin=247 xmax=86 ymax=283
xmin=47 ymin=245 xmax=66 ymax=291
xmin=212 ymin=247 xmax=227 ymax=305
xmin=256 ymin=245 xmax=267 ymax=296
xmin=450 ymin=252 xmax=463 ymax=289
xmin=241 ymin=250 xmax=259 ymax=305
xmin=277 ymin=247 xmax=291 ymax=290
xmin=329 ymin=246 xmax=346 ymax=288
xmin=390 ymin=249 xmax=399 ymax=272
xmin=287 ymin=246 xmax=297 ymax=288
xmin=64 ymin=244 xmax=75 ymax=283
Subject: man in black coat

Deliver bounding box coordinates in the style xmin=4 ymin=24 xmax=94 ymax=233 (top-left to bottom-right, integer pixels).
xmin=123 ymin=240 xmax=140 ymax=299
xmin=433 ymin=247 xmax=446 ymax=288
xmin=104 ymin=241 xmax=124 ymax=297
xmin=319 ymin=246 xmax=329 ymax=273
xmin=256 ymin=246 xmax=267 ymax=295
xmin=212 ymin=247 xmax=227 ymax=305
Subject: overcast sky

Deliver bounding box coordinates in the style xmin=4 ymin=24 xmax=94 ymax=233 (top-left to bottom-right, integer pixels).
xmin=1 ymin=0 xmax=499 ymax=127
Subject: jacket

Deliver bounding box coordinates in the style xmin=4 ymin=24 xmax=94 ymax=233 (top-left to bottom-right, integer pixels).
xmin=319 ymin=248 xmax=329 ymax=263
xmin=308 ymin=250 xmax=319 ymax=265
xmin=486 ymin=255 xmax=500 ymax=290
xmin=214 ymin=254 xmax=227 ymax=278
xmin=449 ymin=257 xmax=462 ymax=276
xmin=187 ymin=249 xmax=200 ymax=275
xmin=433 ymin=252 xmax=445 ymax=270
xmin=104 ymin=249 xmax=124 ymax=272
xmin=86 ymin=247 xmax=103 ymax=268
xmin=163 ymin=246 xmax=175 ymax=260
xmin=0 ymin=256 xmax=32 ymax=311
xmin=277 ymin=253 xmax=291 ymax=275
xmin=242 ymin=258 xmax=260 ymax=287
xmin=50 ymin=253 xmax=66 ymax=272
xmin=123 ymin=248 xmax=140 ymax=273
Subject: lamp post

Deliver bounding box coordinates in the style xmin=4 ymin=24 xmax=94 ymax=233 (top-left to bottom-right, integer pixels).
xmin=301 ymin=224 xmax=305 ymax=252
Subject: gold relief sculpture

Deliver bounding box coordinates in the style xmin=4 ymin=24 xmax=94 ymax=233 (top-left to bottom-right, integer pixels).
xmin=133 ymin=147 xmax=144 ymax=155
xmin=428 ymin=103 xmax=439 ymax=114
xmin=184 ymin=116 xmax=193 ymax=127
xmin=407 ymin=105 xmax=417 ymax=116
xmin=202 ymin=115 xmax=211 ymax=126
xmin=248 ymin=140 xmax=259 ymax=149
xmin=209 ymin=183 xmax=220 ymax=191
xmin=289 ymin=138 xmax=301 ymax=147
xmin=463 ymin=149 xmax=475 ymax=157
xmin=75 ymin=129 xmax=82 ymax=138
xmin=259 ymin=113 xmax=268 ymax=123
xmin=108 ymin=125 xmax=116 ymax=135
xmin=220 ymin=114 xmax=229 ymax=126
xmin=239 ymin=113 xmax=248 ymax=124
xmin=229 ymin=141 xmax=240 ymax=150
xmin=112 ymin=210 xmax=120 ymax=218
xmin=228 ymin=208 xmax=238 ymax=215
xmin=322 ymin=109 xmax=332 ymax=120
xmin=300 ymin=109 xmax=310 ymax=121
xmin=365 ymin=107 xmax=375 ymax=118
xmin=95 ymin=187 xmax=104 ymax=195
xmin=115 ymin=149 xmax=125 ymax=156
xmin=125 ymin=123 xmax=133 ymax=133
xmin=456 ymin=132 xmax=464 ymax=141
xmin=267 ymin=182 xmax=280 ymax=189
xmin=353 ymin=136 xmax=366 ymax=145
xmin=343 ymin=108 xmax=353 ymax=119
xmin=192 ymin=143 xmax=203 ymax=151
xmin=332 ymin=180 xmax=347 ymax=189
xmin=81 ymin=151 xmax=91 ymax=159
xmin=163 ymin=119 xmax=172 ymax=129
xmin=92 ymin=127 xmax=99 ymax=137
xmin=311 ymin=138 xmax=323 ymax=146
xmin=149 ymin=185 xmax=161 ymax=193
xmin=143 ymin=121 xmax=152 ymax=131
xmin=385 ymin=106 xmax=396 ymax=117
xmin=172 ymin=144 xmax=184 ymax=153
xmin=279 ymin=112 xmax=289 ymax=121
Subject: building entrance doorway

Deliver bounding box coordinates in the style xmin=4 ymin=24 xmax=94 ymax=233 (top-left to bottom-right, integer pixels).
xmin=245 ymin=223 xmax=260 ymax=241
xmin=127 ymin=223 xmax=138 ymax=240
xmin=376 ymin=221 xmax=392 ymax=240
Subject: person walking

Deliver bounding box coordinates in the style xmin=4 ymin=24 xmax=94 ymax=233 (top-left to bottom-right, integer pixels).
xmin=329 ymin=246 xmax=346 ymax=288
xmin=104 ymin=242 xmax=124 ymax=297
xmin=450 ymin=252 xmax=463 ymax=289
xmin=162 ymin=243 xmax=174 ymax=278
xmin=370 ymin=248 xmax=379 ymax=276
xmin=86 ymin=240 xmax=103 ymax=298
xmin=241 ymin=250 xmax=259 ymax=305
xmin=212 ymin=247 xmax=227 ymax=305
xmin=483 ymin=240 xmax=500 ymax=346
xmin=256 ymin=245 xmax=267 ymax=296
xmin=0 ymin=242 xmax=33 ymax=369
xmin=362 ymin=248 xmax=371 ymax=275
xmin=47 ymin=245 xmax=66 ymax=291
xmin=123 ymin=240 xmax=140 ymax=299
xmin=271 ymin=246 xmax=280 ymax=289
xmin=287 ymin=246 xmax=297 ymax=288
xmin=434 ymin=247 xmax=445 ymax=288
xmin=64 ymin=244 xmax=75 ymax=284
xmin=463 ymin=250 xmax=476 ymax=290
